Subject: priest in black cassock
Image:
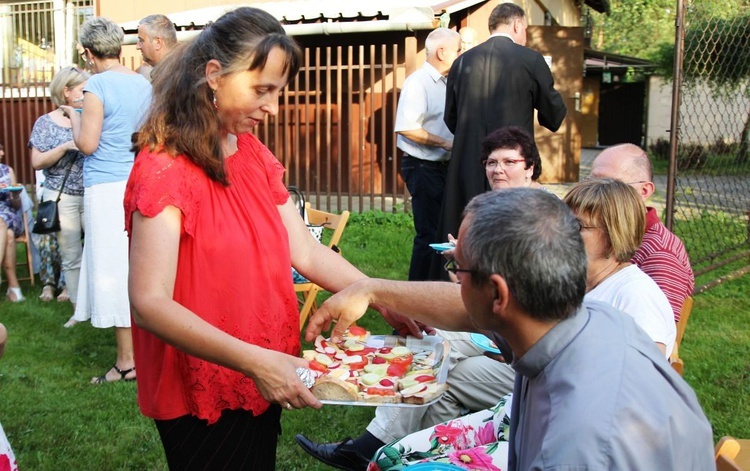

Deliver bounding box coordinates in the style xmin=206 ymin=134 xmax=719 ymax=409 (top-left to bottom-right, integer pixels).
xmin=430 ymin=2 xmax=566 ymax=280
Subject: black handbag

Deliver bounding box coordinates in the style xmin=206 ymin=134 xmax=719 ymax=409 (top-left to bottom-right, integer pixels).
xmin=32 ymin=159 xmax=74 ymax=235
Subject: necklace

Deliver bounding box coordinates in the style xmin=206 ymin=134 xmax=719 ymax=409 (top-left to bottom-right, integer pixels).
xmin=104 ymin=62 xmax=117 ymax=72
xmin=587 ymin=261 xmax=628 ymax=292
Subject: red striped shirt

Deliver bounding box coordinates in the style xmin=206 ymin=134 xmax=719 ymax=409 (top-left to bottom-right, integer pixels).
xmin=631 ymin=207 xmax=694 ymax=321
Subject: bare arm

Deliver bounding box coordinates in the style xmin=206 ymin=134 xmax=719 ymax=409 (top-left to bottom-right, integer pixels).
xmin=397 ymin=129 xmax=452 ymax=151
xmin=305 ymin=278 xmax=472 ymax=343
xmin=280 ymin=199 xmax=426 ymax=337
xmin=6 ymin=168 xmax=21 ymax=210
xmin=63 ymin=92 xmax=103 ymax=155
xmin=279 ymin=198 xmax=368 ymax=293
xmin=129 ymin=207 xmax=321 ymax=409
xmin=31 ymin=142 xmax=77 ymax=170
xmin=0 ymin=323 xmax=6 ymax=359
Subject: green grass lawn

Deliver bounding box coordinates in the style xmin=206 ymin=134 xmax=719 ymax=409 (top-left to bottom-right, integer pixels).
xmin=0 ymin=211 xmax=748 ymax=470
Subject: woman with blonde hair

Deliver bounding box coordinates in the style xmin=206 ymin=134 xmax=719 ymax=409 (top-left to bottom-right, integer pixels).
xmin=61 ymin=17 xmax=151 ymax=383
xmin=564 ymin=178 xmax=675 ymax=357
xmin=29 ymin=66 xmax=89 ymax=316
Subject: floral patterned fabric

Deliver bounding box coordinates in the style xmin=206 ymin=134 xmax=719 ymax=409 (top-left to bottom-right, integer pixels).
xmin=0 ymin=164 xmax=22 ymax=238
xmin=37 ymin=233 xmax=65 ymax=289
xmin=368 ymin=394 xmax=513 ymax=471
xmin=0 ymin=421 xmax=18 ymax=471
xmin=27 ymin=113 xmax=85 ymax=196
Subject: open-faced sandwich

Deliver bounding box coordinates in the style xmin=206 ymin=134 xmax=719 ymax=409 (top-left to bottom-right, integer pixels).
xmin=303 ymin=326 xmax=448 ymax=405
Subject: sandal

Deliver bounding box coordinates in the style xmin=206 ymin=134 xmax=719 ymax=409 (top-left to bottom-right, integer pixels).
xmin=39 ymin=285 xmax=55 ymax=302
xmin=6 ymin=287 xmax=25 ymax=303
xmin=56 ymin=288 xmax=70 ymax=303
xmin=91 ymin=364 xmax=136 ymax=384
xmin=63 ymin=316 xmax=79 ymax=328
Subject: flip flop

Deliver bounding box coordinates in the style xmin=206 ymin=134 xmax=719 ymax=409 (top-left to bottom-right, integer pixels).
xmin=91 ymin=364 xmax=136 ymax=384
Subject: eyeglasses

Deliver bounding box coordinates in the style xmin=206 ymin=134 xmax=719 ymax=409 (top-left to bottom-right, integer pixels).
xmin=79 ymin=49 xmax=87 ymax=61
xmin=482 ymin=158 xmax=526 ymax=170
xmin=444 ymin=259 xmax=474 ymax=276
xmin=576 ymin=218 xmax=599 ymax=231
xmin=583 ymin=176 xmax=649 ymax=186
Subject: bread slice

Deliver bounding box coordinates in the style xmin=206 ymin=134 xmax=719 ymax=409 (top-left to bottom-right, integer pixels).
xmin=311 ymin=376 xmax=359 ymax=402
xmin=401 ymin=382 xmax=448 ymax=405
xmin=358 ymin=392 xmax=402 ymax=404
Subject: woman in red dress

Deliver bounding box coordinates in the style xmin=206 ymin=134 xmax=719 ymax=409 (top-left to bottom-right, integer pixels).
xmin=125 ymin=8 xmax=369 ymax=469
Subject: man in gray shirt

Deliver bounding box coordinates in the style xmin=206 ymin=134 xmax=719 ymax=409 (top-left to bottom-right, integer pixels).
xmin=305 ymin=188 xmax=714 ymax=470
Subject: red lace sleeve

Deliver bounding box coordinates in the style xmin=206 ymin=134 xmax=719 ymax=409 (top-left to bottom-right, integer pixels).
xmin=124 ymin=150 xmax=202 ymax=237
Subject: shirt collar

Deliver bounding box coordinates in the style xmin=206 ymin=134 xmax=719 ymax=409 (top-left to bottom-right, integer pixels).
xmin=489 ymin=33 xmax=516 ymax=44
xmin=422 ymin=61 xmax=445 ymax=83
xmin=645 ymin=206 xmax=660 ymax=229
xmin=512 ymin=303 xmax=589 ymax=378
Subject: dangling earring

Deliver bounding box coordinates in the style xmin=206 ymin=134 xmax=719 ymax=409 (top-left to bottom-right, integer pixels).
xmin=212 ymin=90 xmax=219 ymax=111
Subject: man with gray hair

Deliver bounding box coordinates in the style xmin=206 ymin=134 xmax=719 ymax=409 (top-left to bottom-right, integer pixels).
xmin=396 ymin=27 xmax=460 ymax=282
xmin=304 ymin=188 xmax=714 ymax=470
xmin=136 ymin=14 xmax=177 ymax=69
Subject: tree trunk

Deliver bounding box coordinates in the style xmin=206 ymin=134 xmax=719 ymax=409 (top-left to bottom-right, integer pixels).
xmin=735 ymin=107 xmax=750 ymax=164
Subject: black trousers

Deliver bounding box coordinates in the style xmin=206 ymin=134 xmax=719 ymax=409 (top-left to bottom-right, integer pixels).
xmin=155 ymin=405 xmax=282 ymax=470
xmin=401 ymin=154 xmax=448 ymax=281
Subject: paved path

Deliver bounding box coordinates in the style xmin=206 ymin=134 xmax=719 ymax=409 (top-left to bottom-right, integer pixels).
xmin=310 ymin=148 xmax=670 ymax=214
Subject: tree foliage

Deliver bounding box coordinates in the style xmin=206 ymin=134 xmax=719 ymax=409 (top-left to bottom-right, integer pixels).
xmin=587 ymin=0 xmax=676 ymax=61
xmin=653 ymin=8 xmax=750 ymax=84
xmin=586 ymin=0 xmax=749 ymax=62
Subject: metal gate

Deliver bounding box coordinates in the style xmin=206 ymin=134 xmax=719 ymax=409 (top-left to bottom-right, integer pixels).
xmin=668 ymin=0 xmax=750 ymax=291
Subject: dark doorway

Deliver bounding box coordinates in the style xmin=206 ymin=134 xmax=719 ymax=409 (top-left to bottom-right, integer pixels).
xmin=598 ymin=82 xmax=645 ymax=146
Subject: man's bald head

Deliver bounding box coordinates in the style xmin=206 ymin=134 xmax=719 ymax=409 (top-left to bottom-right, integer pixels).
xmin=590 ymin=144 xmax=655 ymax=202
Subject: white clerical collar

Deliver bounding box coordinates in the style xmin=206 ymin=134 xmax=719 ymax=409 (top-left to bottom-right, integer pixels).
xmin=489 ymin=33 xmax=516 ymax=44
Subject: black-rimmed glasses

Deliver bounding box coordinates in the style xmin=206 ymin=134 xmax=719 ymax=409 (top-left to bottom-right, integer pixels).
xmin=444 ymin=259 xmax=474 ymax=276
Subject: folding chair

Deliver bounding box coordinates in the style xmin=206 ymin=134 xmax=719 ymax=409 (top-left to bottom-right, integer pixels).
xmin=14 ymin=211 xmax=35 ymax=287
xmin=294 ymin=202 xmax=350 ymax=330
xmin=669 ymin=296 xmax=693 ymax=375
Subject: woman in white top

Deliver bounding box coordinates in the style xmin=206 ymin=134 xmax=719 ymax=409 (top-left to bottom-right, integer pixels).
xmin=564 ymin=178 xmax=676 ymax=357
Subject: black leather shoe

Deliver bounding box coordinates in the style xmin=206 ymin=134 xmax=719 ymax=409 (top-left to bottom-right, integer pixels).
xmin=295 ymin=434 xmax=370 ymax=471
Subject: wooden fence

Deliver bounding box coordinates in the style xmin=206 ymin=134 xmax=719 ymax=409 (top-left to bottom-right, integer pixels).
xmin=2 ymin=31 xmax=415 ymax=213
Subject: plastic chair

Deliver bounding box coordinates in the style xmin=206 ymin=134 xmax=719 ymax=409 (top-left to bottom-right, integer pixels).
xmin=669 ymin=296 xmax=693 ymax=375
xmin=14 ymin=211 xmax=35 ymax=287
xmin=294 ymin=202 xmax=349 ymax=330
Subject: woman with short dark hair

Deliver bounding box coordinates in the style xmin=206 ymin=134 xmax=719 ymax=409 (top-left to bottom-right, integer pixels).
xmin=61 ymin=16 xmax=152 ymax=384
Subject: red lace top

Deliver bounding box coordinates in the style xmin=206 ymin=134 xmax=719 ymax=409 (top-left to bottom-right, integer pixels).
xmin=124 ymin=133 xmax=300 ymax=424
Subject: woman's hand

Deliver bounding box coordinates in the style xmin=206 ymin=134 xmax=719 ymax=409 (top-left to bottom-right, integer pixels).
xmin=305 ymin=279 xmax=374 ymax=343
xmin=58 ymin=105 xmax=76 ymax=119
xmin=247 ymin=349 xmax=322 ymax=410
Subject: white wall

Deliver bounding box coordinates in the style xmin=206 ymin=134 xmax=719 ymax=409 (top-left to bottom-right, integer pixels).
xmin=648 ymin=75 xmax=750 ymax=145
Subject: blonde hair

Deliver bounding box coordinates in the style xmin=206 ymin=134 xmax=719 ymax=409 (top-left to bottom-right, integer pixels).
xmin=563 ymin=178 xmax=645 ymax=262
xmin=48 ymin=66 xmax=89 ymax=106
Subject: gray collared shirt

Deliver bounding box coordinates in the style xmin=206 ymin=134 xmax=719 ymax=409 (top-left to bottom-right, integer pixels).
xmin=507 ymin=300 xmax=714 ymax=470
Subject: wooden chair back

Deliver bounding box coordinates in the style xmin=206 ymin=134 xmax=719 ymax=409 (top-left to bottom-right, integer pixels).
xmin=294 ymin=202 xmax=350 ymax=330
xmin=14 ymin=211 xmax=35 ymax=287
xmin=716 ymin=436 xmax=742 ymax=471
xmin=669 ymin=296 xmax=694 ymax=376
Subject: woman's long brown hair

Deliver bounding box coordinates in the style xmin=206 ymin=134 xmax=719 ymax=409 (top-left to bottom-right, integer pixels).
xmin=133 ymin=7 xmax=301 ymax=185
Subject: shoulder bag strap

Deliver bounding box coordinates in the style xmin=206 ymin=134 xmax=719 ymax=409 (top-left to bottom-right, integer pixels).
xmin=53 ymin=156 xmax=75 ymax=204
